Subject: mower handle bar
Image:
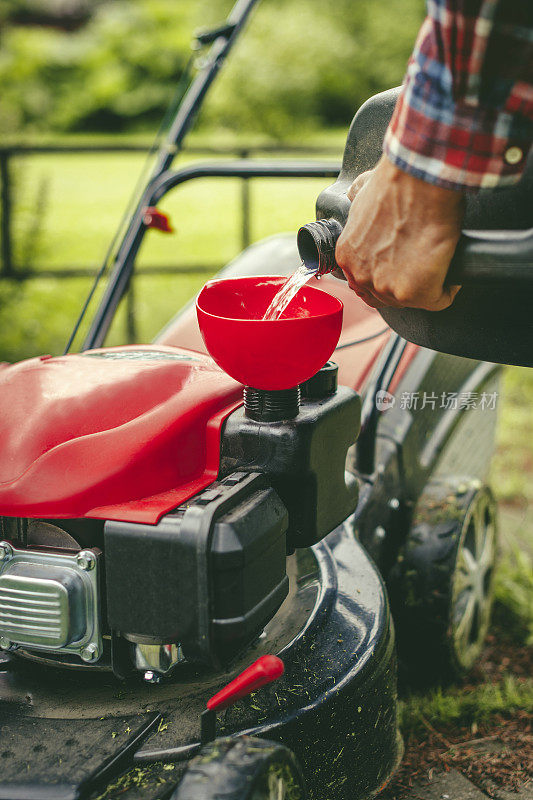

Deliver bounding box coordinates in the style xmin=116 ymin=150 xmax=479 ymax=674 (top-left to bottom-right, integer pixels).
xmin=447 ymin=227 xmax=533 ymax=285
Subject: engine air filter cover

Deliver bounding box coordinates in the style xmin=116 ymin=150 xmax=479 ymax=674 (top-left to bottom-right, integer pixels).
xmin=0 ymin=542 xmax=102 ymax=660
xmin=0 ymin=563 xmax=84 ymax=648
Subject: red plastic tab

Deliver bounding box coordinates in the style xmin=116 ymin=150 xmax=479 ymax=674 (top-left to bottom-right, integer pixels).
xmin=207 ymin=655 xmax=284 ymax=711
xmin=143 ymin=206 xmax=173 ymax=233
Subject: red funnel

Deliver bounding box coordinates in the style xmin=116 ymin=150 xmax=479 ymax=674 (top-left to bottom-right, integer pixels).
xmin=196 ymin=276 xmax=343 ymax=390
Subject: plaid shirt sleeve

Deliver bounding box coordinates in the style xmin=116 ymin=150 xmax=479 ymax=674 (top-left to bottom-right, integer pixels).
xmin=383 ymin=0 xmax=533 ymax=191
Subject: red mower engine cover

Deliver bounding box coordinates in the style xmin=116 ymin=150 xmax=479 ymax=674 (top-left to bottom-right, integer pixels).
xmin=0 ymin=346 xmax=243 ymax=524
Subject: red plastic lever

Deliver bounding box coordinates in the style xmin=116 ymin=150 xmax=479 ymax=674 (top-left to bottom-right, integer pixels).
xmin=207 ymin=655 xmax=284 ymax=712
xmin=143 ymin=206 xmax=173 ymax=233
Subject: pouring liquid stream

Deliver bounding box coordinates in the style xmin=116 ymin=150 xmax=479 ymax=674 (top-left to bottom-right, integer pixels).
xmin=262 ymin=262 xmax=317 ymax=321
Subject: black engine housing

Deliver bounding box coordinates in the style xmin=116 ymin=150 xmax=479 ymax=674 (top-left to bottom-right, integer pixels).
xmin=221 ymin=384 xmax=361 ymax=550
xmin=105 ymin=472 xmax=289 ymax=666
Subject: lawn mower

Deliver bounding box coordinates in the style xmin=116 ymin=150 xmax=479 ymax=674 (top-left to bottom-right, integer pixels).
xmin=0 ymin=1 xmax=531 ymax=799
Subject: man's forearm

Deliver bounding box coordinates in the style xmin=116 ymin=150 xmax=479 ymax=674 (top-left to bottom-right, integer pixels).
xmin=335 ymin=0 xmax=532 ymax=311
xmin=383 ymin=1 xmax=533 ymax=192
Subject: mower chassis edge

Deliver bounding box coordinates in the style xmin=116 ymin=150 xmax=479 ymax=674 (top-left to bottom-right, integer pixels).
xmin=0 ymin=521 xmax=400 ymax=800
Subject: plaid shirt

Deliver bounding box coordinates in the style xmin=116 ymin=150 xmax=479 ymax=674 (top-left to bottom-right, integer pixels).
xmin=383 ymin=0 xmax=533 ymax=191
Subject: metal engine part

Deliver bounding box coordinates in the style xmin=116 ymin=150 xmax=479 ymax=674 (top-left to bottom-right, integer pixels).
xmin=0 ymin=541 xmax=102 ymax=662
xmin=135 ymin=642 xmax=186 ymax=678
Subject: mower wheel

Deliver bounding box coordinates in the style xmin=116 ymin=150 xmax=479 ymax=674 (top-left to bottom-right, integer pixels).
xmin=389 ymin=477 xmax=498 ymax=684
xmin=171 ymin=735 xmax=306 ymax=800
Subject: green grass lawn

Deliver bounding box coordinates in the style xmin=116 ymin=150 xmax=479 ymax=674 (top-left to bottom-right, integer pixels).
xmin=1 ymin=141 xmax=341 ymax=359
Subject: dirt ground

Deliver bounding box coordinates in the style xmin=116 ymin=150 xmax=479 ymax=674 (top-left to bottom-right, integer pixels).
xmin=380 ymin=501 xmax=533 ymax=800
xmin=381 ymin=638 xmax=532 ymax=799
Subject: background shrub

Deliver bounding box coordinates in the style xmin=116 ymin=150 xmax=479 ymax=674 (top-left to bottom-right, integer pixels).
xmin=0 ymin=0 xmax=424 ymax=137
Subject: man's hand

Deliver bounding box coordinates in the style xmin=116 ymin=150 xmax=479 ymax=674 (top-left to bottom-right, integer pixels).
xmin=335 ymin=155 xmax=465 ymax=310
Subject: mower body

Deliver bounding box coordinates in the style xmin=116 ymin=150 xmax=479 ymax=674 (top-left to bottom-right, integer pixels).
xmin=0 ymin=86 xmax=506 ymax=800
xmin=0 ymin=261 xmax=500 ymax=800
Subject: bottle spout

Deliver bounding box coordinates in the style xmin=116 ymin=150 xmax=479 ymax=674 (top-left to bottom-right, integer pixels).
xmin=297 ymin=218 xmax=343 ymax=275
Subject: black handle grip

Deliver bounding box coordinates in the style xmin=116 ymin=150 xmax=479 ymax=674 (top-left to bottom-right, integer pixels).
xmin=447 ymin=227 xmax=533 ymax=285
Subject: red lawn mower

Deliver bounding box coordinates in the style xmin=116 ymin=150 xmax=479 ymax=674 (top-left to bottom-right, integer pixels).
xmin=0 ymin=1 xmax=531 ymax=798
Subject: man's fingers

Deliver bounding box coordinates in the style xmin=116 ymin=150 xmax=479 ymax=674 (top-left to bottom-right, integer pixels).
xmin=353 ymin=288 xmax=386 ymax=309
xmin=396 ymin=283 xmax=462 ymax=311
xmin=341 ymin=269 xmax=383 ymax=308
xmin=346 ymin=270 xmax=460 ymax=311
xmin=347 ymin=170 xmax=373 ymax=201
xmin=346 ymin=184 xmax=358 ymax=202
xmin=430 ymin=284 xmax=462 ymax=311
xmin=359 ymin=284 xmax=406 ymax=309
xmin=338 ymin=255 xmax=408 ymax=310
xmin=447 ymin=284 xmax=462 ymax=301
xmin=345 ymin=274 xmax=396 ymax=310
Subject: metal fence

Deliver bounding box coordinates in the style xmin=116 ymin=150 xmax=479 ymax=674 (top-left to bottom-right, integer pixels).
xmin=0 ymin=142 xmax=341 ymax=346
xmin=0 ymin=142 xmax=341 ymax=279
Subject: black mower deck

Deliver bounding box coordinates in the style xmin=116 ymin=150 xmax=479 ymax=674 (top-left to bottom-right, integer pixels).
xmin=0 ymin=529 xmax=401 ymax=800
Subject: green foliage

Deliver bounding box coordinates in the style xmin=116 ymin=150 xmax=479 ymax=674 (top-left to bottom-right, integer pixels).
xmin=493 ymin=547 xmax=533 ymax=647
xmin=0 ymin=276 xmax=89 ymax=359
xmin=0 ymin=0 xmax=425 ymax=136
xmin=400 ymin=675 xmax=533 ymax=733
xmin=0 ymin=1 xmax=193 ymax=133
xmin=491 ymin=367 xmax=533 ymax=507
xmin=190 ymin=0 xmax=424 ymax=136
